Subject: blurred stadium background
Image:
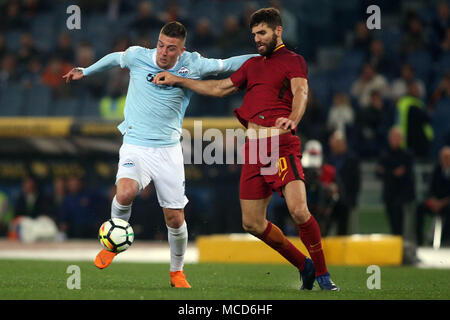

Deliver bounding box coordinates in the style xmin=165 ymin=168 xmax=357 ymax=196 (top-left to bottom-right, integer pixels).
xmin=0 ymin=0 xmax=449 ymax=268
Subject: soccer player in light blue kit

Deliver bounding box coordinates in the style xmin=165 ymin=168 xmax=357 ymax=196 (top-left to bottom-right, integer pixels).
xmin=63 ymin=22 xmax=255 ymax=287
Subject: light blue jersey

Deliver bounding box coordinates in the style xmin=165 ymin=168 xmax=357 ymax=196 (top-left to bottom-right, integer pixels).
xmin=82 ymin=46 xmax=256 ymax=147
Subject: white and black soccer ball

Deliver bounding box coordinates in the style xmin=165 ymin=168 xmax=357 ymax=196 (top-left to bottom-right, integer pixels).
xmin=98 ymin=218 xmax=134 ymax=253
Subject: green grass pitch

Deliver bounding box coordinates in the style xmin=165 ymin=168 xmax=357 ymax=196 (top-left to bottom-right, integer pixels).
xmin=0 ymin=259 xmax=449 ymax=300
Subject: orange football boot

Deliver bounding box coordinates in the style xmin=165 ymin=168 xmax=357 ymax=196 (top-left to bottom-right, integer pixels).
xmin=170 ymin=271 xmax=191 ymax=288
xmin=94 ymin=249 xmax=118 ymax=269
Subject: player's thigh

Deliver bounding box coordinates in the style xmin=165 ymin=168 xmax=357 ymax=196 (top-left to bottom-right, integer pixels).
xmin=240 ymin=196 xmax=272 ymax=235
xmin=282 ymin=179 xmax=311 ymax=224
xmin=152 ymin=144 xmax=189 ymax=210
xmin=115 ymin=144 xmax=152 ymax=204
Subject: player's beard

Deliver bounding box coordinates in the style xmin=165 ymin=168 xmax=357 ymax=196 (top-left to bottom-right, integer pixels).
xmin=257 ymin=33 xmax=278 ymax=56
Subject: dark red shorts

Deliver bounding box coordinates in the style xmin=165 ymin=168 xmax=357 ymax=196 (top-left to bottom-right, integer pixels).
xmin=239 ymin=133 xmax=305 ymax=199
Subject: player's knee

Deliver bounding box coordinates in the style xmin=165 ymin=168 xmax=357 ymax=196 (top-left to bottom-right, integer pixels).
xmin=242 ymin=220 xmax=265 ymax=235
xmin=289 ymin=204 xmax=311 ymax=224
xmin=115 ymin=189 xmax=137 ymax=206
xmin=164 ymin=209 xmax=184 ymax=228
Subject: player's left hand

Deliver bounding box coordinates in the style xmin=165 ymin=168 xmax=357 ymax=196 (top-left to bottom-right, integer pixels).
xmin=153 ymin=71 xmax=178 ymax=86
xmin=275 ymin=117 xmax=297 ymax=130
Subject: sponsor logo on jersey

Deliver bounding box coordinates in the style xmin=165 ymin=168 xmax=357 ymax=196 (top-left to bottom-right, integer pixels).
xmin=122 ymin=160 xmax=135 ymax=168
xmin=146 ymin=73 xmax=154 ymax=82
xmin=178 ymin=66 xmax=190 ymax=77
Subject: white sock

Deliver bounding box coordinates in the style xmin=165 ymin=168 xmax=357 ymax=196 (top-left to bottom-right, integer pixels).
xmin=167 ymin=221 xmax=188 ymax=272
xmin=111 ymin=196 xmax=132 ymax=222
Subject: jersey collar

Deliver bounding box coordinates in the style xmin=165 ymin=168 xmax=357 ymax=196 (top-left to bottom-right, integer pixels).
xmin=264 ymin=43 xmax=285 ymax=59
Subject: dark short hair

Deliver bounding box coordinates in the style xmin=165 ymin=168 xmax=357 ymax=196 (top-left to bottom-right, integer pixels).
xmin=249 ymin=7 xmax=282 ymax=29
xmin=160 ymin=21 xmax=187 ymax=40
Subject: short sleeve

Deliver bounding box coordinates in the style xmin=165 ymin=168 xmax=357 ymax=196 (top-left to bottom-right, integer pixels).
xmin=198 ymin=55 xmax=222 ymax=78
xmin=120 ymin=46 xmax=140 ymax=69
xmin=286 ymin=55 xmax=308 ymax=80
xmin=230 ymin=60 xmax=250 ymax=89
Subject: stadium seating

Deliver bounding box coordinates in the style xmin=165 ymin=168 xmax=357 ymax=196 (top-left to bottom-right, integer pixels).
xmin=79 ymin=95 xmax=101 ymax=118
xmin=407 ymin=50 xmax=433 ymax=83
xmin=30 ymin=13 xmax=56 ymax=53
xmin=50 ymin=98 xmax=80 ymax=117
xmin=339 ymin=50 xmax=367 ymax=74
xmin=22 ymin=85 xmax=52 ymax=116
xmin=308 ymin=71 xmax=332 ymax=107
xmin=0 ymin=83 xmax=24 ymax=116
xmin=435 ymin=52 xmax=450 ymax=78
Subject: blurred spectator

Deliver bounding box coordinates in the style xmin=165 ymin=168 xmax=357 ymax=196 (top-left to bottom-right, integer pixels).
xmin=135 ymin=34 xmax=152 ymax=48
xmin=22 ymin=0 xmax=46 ymax=20
xmin=216 ymin=15 xmax=250 ymax=54
xmin=377 ymin=127 xmax=416 ymax=235
xmin=416 ymin=146 xmax=450 ymax=246
xmin=160 ymin=0 xmax=191 ymax=28
xmin=0 ymin=190 xmax=14 ymax=236
xmin=367 ymin=39 xmax=393 ymax=77
xmin=17 ymin=32 xmax=40 ymax=68
xmin=14 ymin=176 xmax=50 ymax=219
xmin=74 ymin=42 xmax=104 ymax=98
xmin=130 ymin=1 xmax=163 ymax=36
xmin=0 ymin=34 xmax=8 ymax=61
xmin=59 ymin=175 xmax=103 ymax=239
xmin=356 ymin=90 xmax=395 ymax=158
xmin=106 ymin=37 xmax=130 ymax=96
xmin=327 ymin=93 xmax=354 ymax=135
xmin=400 ymin=14 xmax=428 ymax=56
xmin=239 ymin=1 xmax=258 ymax=29
xmin=41 ymin=56 xmax=73 ymax=97
xmin=54 ymin=32 xmax=75 ymax=64
xmin=351 ymin=63 xmax=389 ymax=108
xmin=106 ymin=0 xmax=134 ymax=22
xmin=132 ymin=184 xmax=166 ymax=240
xmin=429 ymin=72 xmax=450 ymax=110
xmin=441 ymin=26 xmax=450 ymax=51
xmin=350 ymin=21 xmax=374 ymax=52
xmin=0 ymin=54 xmax=20 ymax=88
xmin=1 ymin=1 xmax=29 ymax=31
xmin=269 ymin=0 xmax=298 ymax=49
xmin=190 ymin=18 xmax=216 ymax=55
xmin=47 ymin=177 xmax=66 ymax=223
xmin=390 ymin=63 xmax=426 ymax=102
xmin=327 ymin=131 xmax=361 ymax=225
xmin=301 ymin=140 xmax=346 ymax=236
xmin=21 ymin=56 xmax=43 ymax=89
xmin=298 ymin=90 xmax=326 ymax=142
xmin=432 ymin=1 xmax=450 ymax=43
xmin=210 ymin=141 xmax=242 ymax=234
xmin=99 ymin=87 xmax=126 ymax=120
xmin=76 ymin=0 xmax=108 ymax=13
xmin=113 ymin=36 xmax=132 ymax=52
xmin=396 ymin=82 xmax=434 ymax=158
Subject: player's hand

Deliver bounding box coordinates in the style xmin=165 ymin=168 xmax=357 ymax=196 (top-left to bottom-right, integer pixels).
xmin=62 ymin=68 xmax=84 ymax=83
xmin=153 ymin=71 xmax=179 ymax=86
xmin=274 ymin=117 xmax=297 ymax=130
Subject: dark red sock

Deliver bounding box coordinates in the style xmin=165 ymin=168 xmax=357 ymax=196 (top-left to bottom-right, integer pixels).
xmin=298 ymin=215 xmax=328 ymax=276
xmin=257 ymin=221 xmax=307 ymax=271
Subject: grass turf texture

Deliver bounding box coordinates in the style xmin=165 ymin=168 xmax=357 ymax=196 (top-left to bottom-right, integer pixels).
xmin=0 ymin=259 xmax=449 ymax=300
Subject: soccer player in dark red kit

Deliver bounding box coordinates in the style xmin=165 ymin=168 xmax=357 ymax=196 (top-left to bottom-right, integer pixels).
xmin=154 ymin=7 xmax=339 ymax=291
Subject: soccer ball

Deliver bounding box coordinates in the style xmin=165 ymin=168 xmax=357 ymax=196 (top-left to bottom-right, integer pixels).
xmin=98 ymin=218 xmax=134 ymax=253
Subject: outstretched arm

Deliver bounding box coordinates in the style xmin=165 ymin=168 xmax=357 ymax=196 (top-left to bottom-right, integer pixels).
xmin=153 ymin=71 xmax=238 ymax=97
xmin=63 ymin=52 xmax=122 ymax=83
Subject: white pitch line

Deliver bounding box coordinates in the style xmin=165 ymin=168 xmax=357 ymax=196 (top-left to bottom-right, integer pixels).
xmin=0 ymin=247 xmax=199 ymax=263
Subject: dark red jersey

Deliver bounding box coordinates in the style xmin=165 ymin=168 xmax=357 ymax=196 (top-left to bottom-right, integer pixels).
xmin=230 ymin=44 xmax=308 ymax=129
